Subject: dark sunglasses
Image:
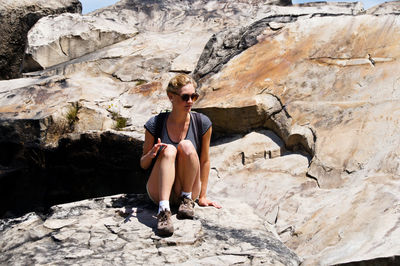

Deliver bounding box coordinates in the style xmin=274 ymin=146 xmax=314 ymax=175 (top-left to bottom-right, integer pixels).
xmin=172 ymin=92 xmax=199 ymax=102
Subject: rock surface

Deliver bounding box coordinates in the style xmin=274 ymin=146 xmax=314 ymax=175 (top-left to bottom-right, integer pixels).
xmin=0 ymin=0 xmax=82 ymax=80
xmin=0 ymin=194 xmax=301 ymax=265
xmin=194 ymin=13 xmax=400 ymax=188
xmin=1 ymin=1 xmax=400 ymax=265
xmin=23 ymin=13 xmax=139 ymax=72
xmin=207 ymin=131 xmax=400 ymax=265
xmin=0 ymin=128 xmax=146 ymax=218
xmin=367 ymin=1 xmax=400 ymax=15
xmin=192 ymin=9 xmax=400 ymax=265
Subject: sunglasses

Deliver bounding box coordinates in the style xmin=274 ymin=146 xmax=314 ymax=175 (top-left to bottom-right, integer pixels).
xmin=172 ymin=92 xmax=199 ymax=102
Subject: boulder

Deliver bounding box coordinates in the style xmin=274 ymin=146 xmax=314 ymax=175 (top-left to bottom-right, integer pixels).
xmin=22 ymin=0 xmax=295 ymax=78
xmin=207 ymin=134 xmax=400 ymax=265
xmin=23 ymin=13 xmax=139 ymax=72
xmin=193 ymin=1 xmax=365 ymax=80
xmin=90 ymin=0 xmax=293 ymax=32
xmin=0 ymin=194 xmax=301 ymax=265
xmin=367 ymin=1 xmax=400 ymax=15
xmin=191 ymin=12 xmax=400 ymax=264
xmin=194 ymin=14 xmax=400 ymax=188
xmin=21 ymin=0 xmax=296 ymax=81
xmin=0 ymin=0 xmax=81 ymax=80
xmin=1 ymin=1 xmax=400 ymax=265
xmin=0 ymin=128 xmax=145 ymax=218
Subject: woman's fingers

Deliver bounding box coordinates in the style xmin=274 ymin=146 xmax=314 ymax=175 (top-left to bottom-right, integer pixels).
xmin=210 ymin=201 xmax=222 ymax=209
xmin=152 ymin=139 xmax=167 ymax=157
xmin=199 ymin=198 xmax=222 ymax=209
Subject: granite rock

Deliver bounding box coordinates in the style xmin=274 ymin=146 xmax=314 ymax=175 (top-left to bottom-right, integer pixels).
xmin=1 ymin=1 xmax=400 ymax=265
xmin=0 ymin=0 xmax=81 ymax=80
xmin=23 ymin=13 xmax=139 ymax=72
xmin=0 ymin=194 xmax=301 ymax=265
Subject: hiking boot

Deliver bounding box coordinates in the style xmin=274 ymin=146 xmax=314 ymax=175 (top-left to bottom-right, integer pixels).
xmin=177 ymin=196 xmax=195 ymax=219
xmin=157 ymin=210 xmax=174 ymax=236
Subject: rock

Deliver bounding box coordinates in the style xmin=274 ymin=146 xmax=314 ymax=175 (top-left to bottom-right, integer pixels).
xmin=43 ymin=218 xmax=77 ymax=230
xmin=0 ymin=194 xmax=301 ymax=265
xmin=0 ymin=0 xmax=81 ymax=80
xmin=193 ymin=82 xmax=314 ymax=154
xmin=195 ymin=14 xmax=400 ymax=187
xmin=23 ymin=13 xmax=139 ymax=71
xmin=210 ymin=130 xmax=286 ymax=174
xmin=0 ymin=129 xmax=146 ymax=218
xmin=12 ymin=0 xmax=304 ymax=141
xmin=207 ymin=133 xmax=400 ymax=265
xmin=193 ymin=1 xmax=365 ymax=80
xmin=1 ymin=1 xmax=400 ymax=265
xmin=194 ymin=11 xmax=400 ymax=265
xmin=367 ymin=1 xmax=400 ymax=15
xmin=2 ymin=0 xmax=313 ymax=217
xmin=23 ymin=0 xmax=294 ymax=79
xmin=90 ymin=0 xmax=293 ymax=31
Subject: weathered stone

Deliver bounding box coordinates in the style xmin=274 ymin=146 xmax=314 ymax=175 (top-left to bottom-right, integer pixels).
xmin=0 ymin=0 xmax=81 ymax=80
xmin=43 ymin=218 xmax=77 ymax=229
xmin=367 ymin=1 xmax=400 ymax=15
xmin=23 ymin=13 xmax=139 ymax=71
xmin=0 ymin=129 xmax=146 ymax=218
xmin=195 ymin=11 xmax=400 ymax=265
xmin=1 ymin=1 xmax=400 ymax=265
xmin=210 ymin=130 xmax=285 ymax=173
xmin=206 ymin=132 xmax=400 ymax=265
xmin=195 ymin=14 xmax=400 ymax=187
xmin=90 ymin=0 xmax=293 ymax=31
xmin=193 ymin=1 xmax=365 ymax=80
xmin=0 ymin=194 xmax=301 ymax=265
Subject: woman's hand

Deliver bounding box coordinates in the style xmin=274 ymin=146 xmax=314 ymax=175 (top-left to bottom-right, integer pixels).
xmin=198 ymin=197 xmax=222 ymax=209
xmin=150 ymin=138 xmax=168 ymax=158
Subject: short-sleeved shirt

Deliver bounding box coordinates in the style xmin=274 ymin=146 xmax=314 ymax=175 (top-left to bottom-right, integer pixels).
xmin=144 ymin=112 xmax=212 ymax=156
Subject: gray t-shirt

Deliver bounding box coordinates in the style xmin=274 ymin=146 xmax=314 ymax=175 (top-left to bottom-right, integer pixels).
xmin=144 ymin=112 xmax=212 ymax=155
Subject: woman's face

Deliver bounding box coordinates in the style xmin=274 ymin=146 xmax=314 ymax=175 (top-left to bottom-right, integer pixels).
xmin=171 ymin=83 xmax=197 ymax=112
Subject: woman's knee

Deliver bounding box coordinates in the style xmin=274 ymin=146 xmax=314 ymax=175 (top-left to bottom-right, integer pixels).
xmin=177 ymin=140 xmax=196 ymax=156
xmin=160 ymin=144 xmax=177 ymax=160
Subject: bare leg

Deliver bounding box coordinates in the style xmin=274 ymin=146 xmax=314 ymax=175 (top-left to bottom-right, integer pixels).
xmin=174 ymin=140 xmax=201 ymax=200
xmin=146 ymin=145 xmax=177 ymax=203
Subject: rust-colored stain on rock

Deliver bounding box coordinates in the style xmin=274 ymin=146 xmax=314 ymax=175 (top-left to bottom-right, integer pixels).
xmin=198 ymin=15 xmax=400 ymax=109
xmin=129 ymin=81 xmax=162 ymax=96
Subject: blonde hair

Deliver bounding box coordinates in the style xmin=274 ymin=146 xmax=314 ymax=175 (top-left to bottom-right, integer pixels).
xmin=167 ymin=74 xmax=197 ymax=94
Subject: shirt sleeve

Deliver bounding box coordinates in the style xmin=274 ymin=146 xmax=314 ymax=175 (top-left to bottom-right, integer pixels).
xmin=144 ymin=115 xmax=157 ymax=136
xmin=200 ymin=113 xmax=212 ymax=135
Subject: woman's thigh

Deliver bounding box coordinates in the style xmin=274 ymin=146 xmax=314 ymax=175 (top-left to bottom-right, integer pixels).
xmin=173 ymin=140 xmax=201 ymax=200
xmin=146 ymin=145 xmax=177 ymax=204
xmin=146 ymin=157 xmax=162 ymax=204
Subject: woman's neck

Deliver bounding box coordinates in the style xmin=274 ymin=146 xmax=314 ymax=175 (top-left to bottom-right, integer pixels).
xmin=169 ymin=109 xmax=189 ymax=124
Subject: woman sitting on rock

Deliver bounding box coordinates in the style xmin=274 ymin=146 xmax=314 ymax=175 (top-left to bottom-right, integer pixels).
xmin=140 ymin=74 xmax=221 ymax=236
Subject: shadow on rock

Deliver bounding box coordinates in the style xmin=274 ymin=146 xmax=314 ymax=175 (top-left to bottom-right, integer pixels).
xmin=111 ymin=194 xmax=157 ymax=233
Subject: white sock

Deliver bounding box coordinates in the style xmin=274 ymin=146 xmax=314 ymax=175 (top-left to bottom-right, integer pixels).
xmin=180 ymin=191 xmax=192 ymax=199
xmin=158 ymin=200 xmax=170 ymax=214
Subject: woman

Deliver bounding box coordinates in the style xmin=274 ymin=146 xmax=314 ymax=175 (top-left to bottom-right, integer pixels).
xmin=140 ymin=74 xmax=221 ymax=236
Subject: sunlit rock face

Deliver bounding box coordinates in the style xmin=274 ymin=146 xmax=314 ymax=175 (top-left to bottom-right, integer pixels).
xmin=193 ymin=9 xmax=400 ymax=265
xmin=1 ymin=1 xmax=400 ymax=265
xmin=367 ymin=1 xmax=400 ymax=15
xmin=0 ymin=194 xmax=301 ymax=265
xmin=0 ymin=0 xmax=82 ymax=80
xmin=15 ymin=0 xmax=298 ymax=142
xmin=195 ymin=14 xmax=400 ymax=188
xmin=23 ymin=13 xmax=139 ymax=72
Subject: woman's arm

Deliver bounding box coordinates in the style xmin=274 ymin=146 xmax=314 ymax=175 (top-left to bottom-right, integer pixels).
xmin=198 ymin=126 xmax=221 ymax=208
xmin=140 ymin=130 xmax=167 ymax=170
